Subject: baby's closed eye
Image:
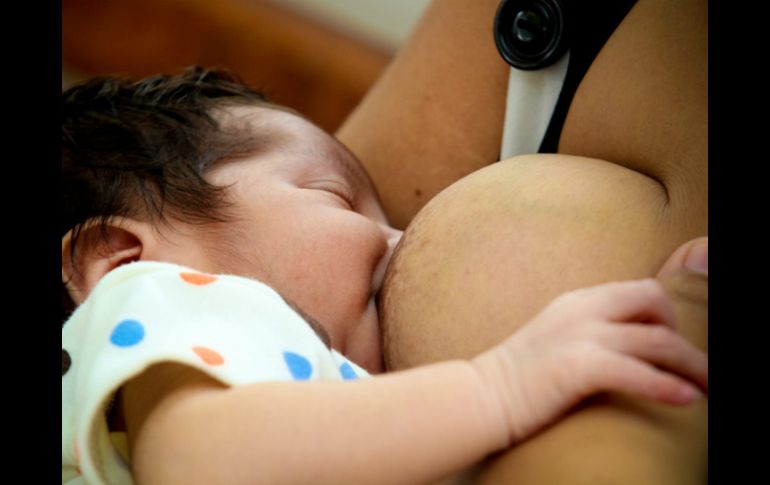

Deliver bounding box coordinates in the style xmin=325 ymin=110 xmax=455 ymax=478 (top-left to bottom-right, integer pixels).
xmin=304 ymin=180 xmax=354 ymax=209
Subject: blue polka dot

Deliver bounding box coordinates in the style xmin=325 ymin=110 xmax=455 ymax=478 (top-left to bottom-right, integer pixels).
xmin=110 ymin=320 xmax=145 ymax=347
xmin=283 ymin=351 xmax=312 ymax=380
xmin=339 ymin=362 xmax=358 ymax=380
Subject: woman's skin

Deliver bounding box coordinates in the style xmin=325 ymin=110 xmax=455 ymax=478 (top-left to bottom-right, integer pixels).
xmin=337 ymin=0 xmax=707 ymax=483
xmin=337 ymin=0 xmax=510 ymax=230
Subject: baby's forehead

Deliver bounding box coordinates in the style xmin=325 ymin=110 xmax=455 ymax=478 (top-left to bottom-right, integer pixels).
xmin=217 ymin=104 xmax=310 ymax=143
xmin=214 ymin=104 xmax=377 ymax=194
xmin=218 ymin=104 xmax=335 ymax=152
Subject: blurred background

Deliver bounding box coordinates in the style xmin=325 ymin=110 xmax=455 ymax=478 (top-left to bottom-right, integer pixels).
xmin=62 ymin=0 xmax=431 ymax=132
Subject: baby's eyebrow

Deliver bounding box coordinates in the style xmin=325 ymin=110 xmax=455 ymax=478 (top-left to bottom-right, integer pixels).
xmin=328 ymin=145 xmax=373 ymax=192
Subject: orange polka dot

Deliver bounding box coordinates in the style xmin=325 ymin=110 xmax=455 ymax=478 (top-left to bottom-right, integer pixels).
xmin=193 ymin=346 xmax=224 ymax=366
xmin=180 ymin=272 xmax=218 ymax=285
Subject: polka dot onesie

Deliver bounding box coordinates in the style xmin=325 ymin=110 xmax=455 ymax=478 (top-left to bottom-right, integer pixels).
xmin=61 ymin=261 xmax=368 ymax=484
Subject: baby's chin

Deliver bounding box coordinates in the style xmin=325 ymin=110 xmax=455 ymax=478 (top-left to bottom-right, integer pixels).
xmin=345 ymin=298 xmax=384 ymax=374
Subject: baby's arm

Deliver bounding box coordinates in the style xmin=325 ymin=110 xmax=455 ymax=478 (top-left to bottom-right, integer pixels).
xmin=127 ymin=358 xmax=506 ymax=484
xmin=125 ymin=279 xmax=706 ymax=484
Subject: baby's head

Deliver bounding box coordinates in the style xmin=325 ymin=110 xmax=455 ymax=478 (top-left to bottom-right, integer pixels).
xmin=62 ymin=66 xmax=402 ymax=372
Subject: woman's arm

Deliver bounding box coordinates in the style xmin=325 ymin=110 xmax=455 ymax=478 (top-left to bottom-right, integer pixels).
xmin=336 ymin=0 xmax=509 ymax=229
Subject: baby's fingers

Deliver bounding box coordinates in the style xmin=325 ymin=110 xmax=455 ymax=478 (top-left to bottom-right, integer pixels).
xmin=597 ymin=325 xmax=708 ymax=393
xmin=585 ymin=352 xmax=704 ymax=406
xmin=557 ymin=279 xmax=675 ymax=328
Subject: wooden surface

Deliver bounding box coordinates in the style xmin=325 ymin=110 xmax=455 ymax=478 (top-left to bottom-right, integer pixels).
xmin=62 ymin=0 xmax=393 ymax=132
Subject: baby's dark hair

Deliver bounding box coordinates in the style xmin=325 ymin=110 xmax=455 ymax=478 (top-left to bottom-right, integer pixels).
xmin=62 ymin=65 xmax=274 ymax=323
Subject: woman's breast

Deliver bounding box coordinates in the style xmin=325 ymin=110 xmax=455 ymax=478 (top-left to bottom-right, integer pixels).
xmin=379 ymin=154 xmax=702 ymax=370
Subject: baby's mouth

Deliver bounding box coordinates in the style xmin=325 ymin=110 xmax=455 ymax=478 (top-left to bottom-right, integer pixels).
xmin=371 ymin=255 xmax=389 ymax=296
xmin=371 ymin=233 xmax=402 ymax=296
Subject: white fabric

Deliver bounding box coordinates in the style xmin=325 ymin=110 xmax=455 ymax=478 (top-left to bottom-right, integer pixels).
xmin=500 ymin=52 xmax=570 ymax=159
xmin=61 ymin=261 xmax=369 ymax=484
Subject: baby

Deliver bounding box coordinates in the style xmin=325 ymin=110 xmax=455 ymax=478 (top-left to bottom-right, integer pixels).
xmin=61 ymin=67 xmax=707 ymax=484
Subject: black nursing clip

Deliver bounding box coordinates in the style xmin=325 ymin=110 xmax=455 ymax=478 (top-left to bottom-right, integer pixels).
xmin=494 ymin=0 xmax=571 ymax=70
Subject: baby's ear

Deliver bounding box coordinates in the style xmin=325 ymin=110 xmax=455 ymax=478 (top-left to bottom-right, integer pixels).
xmin=61 ymin=219 xmax=148 ymax=305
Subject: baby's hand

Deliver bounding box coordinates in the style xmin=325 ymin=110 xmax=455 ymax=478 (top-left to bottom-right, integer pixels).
xmin=472 ymin=278 xmax=708 ymax=445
